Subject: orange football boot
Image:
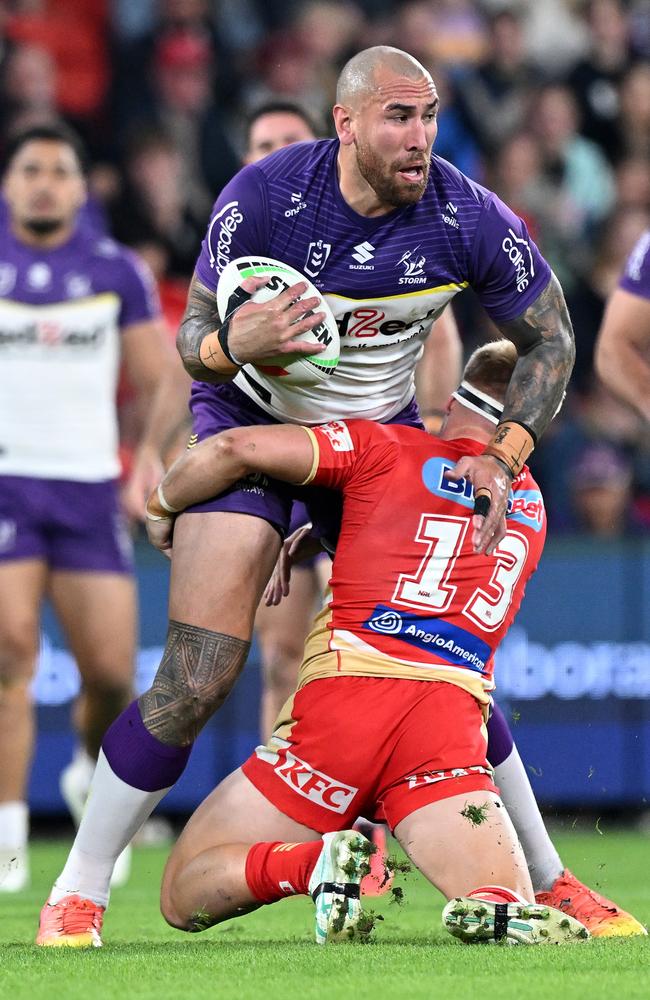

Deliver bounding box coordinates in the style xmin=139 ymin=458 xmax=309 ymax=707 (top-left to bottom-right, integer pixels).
xmin=535 ymin=869 xmax=647 ymax=938
xmin=36 ymin=894 xmax=104 ymax=947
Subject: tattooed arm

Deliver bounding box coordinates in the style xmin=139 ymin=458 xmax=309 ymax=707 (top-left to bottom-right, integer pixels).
xmin=176 ymin=271 xmax=326 ymax=383
xmin=448 ymin=272 xmax=574 ymax=555
xmin=496 ymin=271 xmax=575 ymax=438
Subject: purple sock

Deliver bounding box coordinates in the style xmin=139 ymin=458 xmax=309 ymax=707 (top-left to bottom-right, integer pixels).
xmin=487 ymin=702 xmax=514 ymax=768
xmin=102 ymin=700 xmax=192 ymax=792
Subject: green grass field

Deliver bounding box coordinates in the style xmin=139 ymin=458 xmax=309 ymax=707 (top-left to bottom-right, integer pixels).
xmin=1 ymin=825 xmax=648 ymax=1000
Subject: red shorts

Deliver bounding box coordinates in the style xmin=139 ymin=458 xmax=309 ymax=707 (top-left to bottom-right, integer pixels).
xmin=241 ymin=676 xmax=496 ymax=833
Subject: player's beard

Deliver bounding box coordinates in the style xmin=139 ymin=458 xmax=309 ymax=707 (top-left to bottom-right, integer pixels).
xmin=355 ymin=141 xmax=430 ymax=207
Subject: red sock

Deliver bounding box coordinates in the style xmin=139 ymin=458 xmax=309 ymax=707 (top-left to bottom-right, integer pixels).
xmin=468 ymin=885 xmax=528 ymax=904
xmin=245 ymin=841 xmax=322 ymax=904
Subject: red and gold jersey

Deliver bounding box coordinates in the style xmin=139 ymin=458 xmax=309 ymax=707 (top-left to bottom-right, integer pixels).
xmin=298 ymin=420 xmax=546 ymax=705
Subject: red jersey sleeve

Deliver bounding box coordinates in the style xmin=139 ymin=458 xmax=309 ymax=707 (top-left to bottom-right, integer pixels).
xmin=302 ymin=420 xmax=400 ymax=498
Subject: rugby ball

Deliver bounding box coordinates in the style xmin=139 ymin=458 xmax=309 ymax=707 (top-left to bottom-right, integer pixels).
xmin=216 ymin=256 xmax=339 ymax=387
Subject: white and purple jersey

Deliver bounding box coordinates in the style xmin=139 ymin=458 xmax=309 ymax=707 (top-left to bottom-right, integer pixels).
xmin=195 ymin=139 xmax=551 ymax=424
xmin=619 ymin=230 xmax=650 ymax=302
xmin=0 ymin=225 xmax=159 ymax=481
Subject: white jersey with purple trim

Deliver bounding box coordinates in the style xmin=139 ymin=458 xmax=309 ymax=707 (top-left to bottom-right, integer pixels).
xmin=0 ymin=226 xmax=159 ymax=480
xmin=195 ymin=139 xmax=552 ymax=424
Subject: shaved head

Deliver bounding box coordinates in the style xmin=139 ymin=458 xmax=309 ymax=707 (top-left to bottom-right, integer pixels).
xmin=336 ymin=46 xmax=432 ymax=107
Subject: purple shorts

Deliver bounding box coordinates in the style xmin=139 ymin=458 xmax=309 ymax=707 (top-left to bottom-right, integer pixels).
xmin=0 ymin=476 xmax=134 ymax=574
xmin=188 ymin=381 xmax=424 ymax=539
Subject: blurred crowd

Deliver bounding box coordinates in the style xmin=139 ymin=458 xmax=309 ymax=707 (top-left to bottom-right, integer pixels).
xmin=1 ymin=0 xmax=649 ymax=537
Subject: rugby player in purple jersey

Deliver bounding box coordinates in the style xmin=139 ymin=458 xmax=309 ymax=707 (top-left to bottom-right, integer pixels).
xmin=38 ymin=48 xmax=645 ymax=945
xmin=0 ymin=124 xmax=175 ymax=893
xmin=596 ymin=229 xmax=650 ymax=421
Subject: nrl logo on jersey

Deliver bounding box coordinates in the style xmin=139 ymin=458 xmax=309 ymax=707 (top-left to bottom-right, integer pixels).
xmin=397 ymin=247 xmax=427 ymax=285
xmin=304 ymin=240 xmax=332 ymax=278
xmin=284 ymin=191 xmax=307 ymax=218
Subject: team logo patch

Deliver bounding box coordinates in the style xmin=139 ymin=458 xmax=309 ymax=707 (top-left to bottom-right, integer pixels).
xmin=363 ymin=603 xmax=492 ymax=673
xmin=397 ymin=247 xmax=427 ymax=285
xmin=319 ymin=421 xmax=354 ymax=452
xmin=257 ymin=746 xmax=358 ymax=813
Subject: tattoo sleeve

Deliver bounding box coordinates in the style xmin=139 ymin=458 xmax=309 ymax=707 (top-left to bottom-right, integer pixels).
xmin=497 ymin=272 xmax=575 ymax=440
xmin=176 ymin=274 xmax=231 ymax=384
xmin=139 ymin=621 xmax=251 ymax=745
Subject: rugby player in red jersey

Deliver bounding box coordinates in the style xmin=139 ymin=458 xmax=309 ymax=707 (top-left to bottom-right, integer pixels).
xmin=141 ymin=340 xmax=590 ymax=945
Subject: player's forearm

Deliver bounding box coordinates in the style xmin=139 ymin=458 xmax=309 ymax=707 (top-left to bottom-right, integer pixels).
xmin=595 ymin=293 xmax=650 ymax=422
xmin=177 ymin=275 xmax=239 ymax=384
xmin=136 ymin=358 xmax=192 ymax=456
xmin=153 ymin=434 xmax=250 ymax=513
xmin=496 ymin=272 xmax=575 ymax=440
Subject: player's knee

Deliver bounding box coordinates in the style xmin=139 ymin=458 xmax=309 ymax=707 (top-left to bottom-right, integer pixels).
xmin=0 ymin=624 xmax=39 ymax=686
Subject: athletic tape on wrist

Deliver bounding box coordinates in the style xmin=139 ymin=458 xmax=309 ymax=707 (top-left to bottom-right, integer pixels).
xmin=484 ymin=421 xmax=536 ymax=479
xmin=157 ymin=484 xmax=182 ymax=514
xmin=216 ymin=317 xmax=244 ymax=367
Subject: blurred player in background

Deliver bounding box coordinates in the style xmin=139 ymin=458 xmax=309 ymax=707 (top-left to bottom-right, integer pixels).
xmin=38 ymin=46 xmax=588 ymax=944
xmin=147 ymin=341 xmax=589 ymax=947
xmin=595 ymin=229 xmax=650 ymax=421
xmin=0 ymin=124 xmax=171 ymax=892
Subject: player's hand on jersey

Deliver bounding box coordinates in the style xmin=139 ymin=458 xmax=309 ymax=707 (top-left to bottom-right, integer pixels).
xmin=227 ymin=276 xmax=327 ymax=362
xmin=446 ymin=454 xmax=511 ymax=555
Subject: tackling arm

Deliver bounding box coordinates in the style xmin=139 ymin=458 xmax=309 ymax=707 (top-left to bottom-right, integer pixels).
xmin=594 ymin=289 xmax=650 ymax=422
xmin=145 ymin=424 xmax=315 ymax=553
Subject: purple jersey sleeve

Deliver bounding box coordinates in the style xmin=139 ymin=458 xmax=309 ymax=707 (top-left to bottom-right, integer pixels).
xmin=468 ymin=193 xmax=552 ymax=324
xmin=116 ymin=250 xmax=161 ymax=329
xmin=619 ymin=231 xmax=650 ymax=301
xmin=195 ymin=165 xmax=271 ymax=291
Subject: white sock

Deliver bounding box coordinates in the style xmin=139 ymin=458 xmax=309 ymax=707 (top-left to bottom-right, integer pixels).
xmin=493 ymin=746 xmax=563 ymax=893
xmin=50 ymin=750 xmax=169 ymax=907
xmin=0 ymin=801 xmax=29 ymax=850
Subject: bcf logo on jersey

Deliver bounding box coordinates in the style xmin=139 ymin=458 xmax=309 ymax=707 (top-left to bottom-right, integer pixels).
xmin=501 ymin=228 xmax=535 ymax=292
xmin=320 ymin=420 xmax=354 ymax=452
xmin=272 ymin=749 xmax=358 ymax=813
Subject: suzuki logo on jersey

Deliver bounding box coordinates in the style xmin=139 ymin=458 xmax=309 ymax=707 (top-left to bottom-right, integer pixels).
xmin=207 ymin=201 xmax=244 ymax=274
xmin=271 ymin=750 xmax=358 ymax=813
xmin=398 ymin=248 xmax=427 ymax=285
xmin=350 ymin=241 xmax=375 ymax=269
xmin=304 ymin=240 xmax=332 ymax=278
xmin=320 ymin=420 xmax=354 ymax=452
xmin=285 ymin=191 xmax=307 ymax=218
xmin=501 ymin=228 xmax=535 ymax=292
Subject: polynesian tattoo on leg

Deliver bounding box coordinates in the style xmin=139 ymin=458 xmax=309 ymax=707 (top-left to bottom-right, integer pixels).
xmin=497 ymin=272 xmax=576 ymax=439
xmin=139 ymin=620 xmax=251 ymax=746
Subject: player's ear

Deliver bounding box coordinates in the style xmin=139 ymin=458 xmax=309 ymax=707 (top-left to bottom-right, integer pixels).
xmin=333 ymin=104 xmax=355 ymax=146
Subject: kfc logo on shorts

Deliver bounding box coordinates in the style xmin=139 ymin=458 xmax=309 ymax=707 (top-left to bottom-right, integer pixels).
xmin=271 ymin=749 xmax=358 ymax=813
xmin=207 ymin=201 xmax=244 ymax=274
xmin=320 ymin=421 xmax=354 ymax=452
xmin=501 ymin=228 xmax=535 ymax=293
